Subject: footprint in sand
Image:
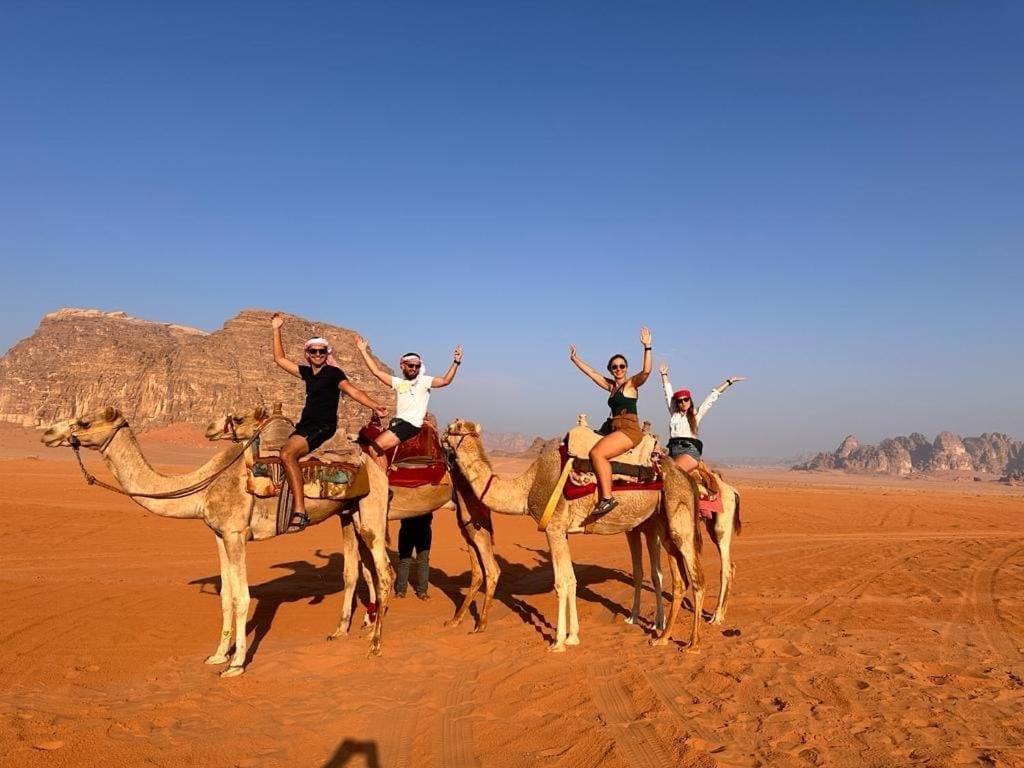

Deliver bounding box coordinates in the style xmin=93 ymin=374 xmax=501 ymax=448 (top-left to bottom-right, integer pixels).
xmin=753 ymin=638 xmax=804 ymax=658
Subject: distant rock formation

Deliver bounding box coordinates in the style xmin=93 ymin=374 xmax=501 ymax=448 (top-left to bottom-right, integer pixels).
xmin=483 ymin=431 xmax=559 ymax=457
xmin=795 ymin=431 xmax=1023 ymax=479
xmin=0 ymin=308 xmax=395 ymax=434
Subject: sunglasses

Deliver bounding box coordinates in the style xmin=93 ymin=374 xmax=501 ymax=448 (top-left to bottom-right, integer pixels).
xmin=609 ymin=364 xmax=627 ymax=371
xmin=676 ymin=397 xmax=691 ymax=402
xmin=402 ymin=362 xmax=421 ymax=369
xmin=306 ymin=348 xmax=328 ymax=356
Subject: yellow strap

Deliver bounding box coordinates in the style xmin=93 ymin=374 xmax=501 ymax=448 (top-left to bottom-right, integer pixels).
xmin=537 ymin=459 xmax=575 ymax=532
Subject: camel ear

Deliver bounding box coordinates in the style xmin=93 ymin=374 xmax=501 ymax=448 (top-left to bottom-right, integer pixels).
xmin=103 ymin=406 xmax=120 ymax=422
xmin=254 ymin=406 xmax=268 ymax=421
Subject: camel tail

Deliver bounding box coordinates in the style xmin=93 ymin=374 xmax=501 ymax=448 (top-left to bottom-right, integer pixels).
xmin=734 ymin=491 xmax=742 ymax=537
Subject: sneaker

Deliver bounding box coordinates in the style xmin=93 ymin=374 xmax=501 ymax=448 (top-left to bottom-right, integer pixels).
xmin=415 ymin=592 xmax=431 ymax=601
xmin=591 ymin=497 xmax=619 ymax=517
xmin=394 ymin=590 xmax=407 ymax=599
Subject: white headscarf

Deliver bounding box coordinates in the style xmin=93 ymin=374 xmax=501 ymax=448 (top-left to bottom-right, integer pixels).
xmin=304 ymin=337 xmax=339 ymax=368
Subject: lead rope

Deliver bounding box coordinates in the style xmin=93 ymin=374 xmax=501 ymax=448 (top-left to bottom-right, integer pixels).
xmin=69 ymin=419 xmax=275 ymax=500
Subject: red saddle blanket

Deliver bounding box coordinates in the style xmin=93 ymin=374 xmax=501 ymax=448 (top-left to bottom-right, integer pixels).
xmin=558 ymin=444 xmax=663 ymax=500
xmin=359 ymin=418 xmax=449 ymax=488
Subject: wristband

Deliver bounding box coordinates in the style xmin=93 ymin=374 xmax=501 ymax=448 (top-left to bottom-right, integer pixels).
xmin=454 ymin=360 xmax=461 ymax=366
xmin=644 ymin=346 xmax=652 ymax=351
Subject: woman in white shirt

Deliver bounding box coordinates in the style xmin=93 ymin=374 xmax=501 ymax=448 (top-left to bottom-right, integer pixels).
xmin=659 ymin=363 xmax=745 ymax=472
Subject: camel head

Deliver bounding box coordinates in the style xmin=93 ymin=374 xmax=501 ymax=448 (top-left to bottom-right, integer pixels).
xmin=41 ymin=406 xmax=127 ymax=449
xmin=204 ymin=406 xmax=269 ymax=441
xmin=442 ymin=419 xmax=483 ymax=454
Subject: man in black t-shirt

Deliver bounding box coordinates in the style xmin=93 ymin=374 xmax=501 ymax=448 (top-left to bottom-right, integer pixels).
xmin=272 ymin=313 xmax=388 ymax=532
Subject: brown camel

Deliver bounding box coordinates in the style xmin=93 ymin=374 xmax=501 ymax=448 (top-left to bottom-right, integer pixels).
xmin=42 ymin=406 xmax=394 ymax=677
xmin=209 ymin=408 xmax=502 ymax=632
xmin=442 ymin=419 xmax=706 ymax=652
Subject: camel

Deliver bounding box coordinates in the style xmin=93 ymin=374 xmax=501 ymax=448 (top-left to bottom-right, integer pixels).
xmin=208 ymin=408 xmax=502 ymax=632
xmin=442 ymin=419 xmax=707 ymax=652
xmin=41 ymin=406 xmax=394 ymax=677
xmin=627 ymin=475 xmax=742 ymax=628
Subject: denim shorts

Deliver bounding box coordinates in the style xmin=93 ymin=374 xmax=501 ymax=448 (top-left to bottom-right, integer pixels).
xmin=667 ymin=437 xmax=703 ymax=461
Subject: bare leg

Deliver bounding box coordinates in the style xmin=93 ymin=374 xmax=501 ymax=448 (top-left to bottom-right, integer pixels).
xmin=221 ymin=531 xmax=251 ymax=677
xmin=672 ymin=454 xmax=699 ymax=473
xmin=368 ymin=429 xmax=400 ymax=472
xmin=589 ymin=431 xmax=635 ymax=500
xmin=625 ymin=528 xmax=644 ymax=626
xmin=280 ymin=435 xmax=310 ymax=523
xmin=205 ymin=536 xmax=233 ymax=664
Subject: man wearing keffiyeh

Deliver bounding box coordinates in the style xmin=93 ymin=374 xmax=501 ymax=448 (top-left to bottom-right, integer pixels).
xmin=271 ymin=313 xmax=388 ymax=533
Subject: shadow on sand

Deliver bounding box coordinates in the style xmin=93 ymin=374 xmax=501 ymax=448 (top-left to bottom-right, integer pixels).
xmin=320 ymin=738 xmax=380 ymax=768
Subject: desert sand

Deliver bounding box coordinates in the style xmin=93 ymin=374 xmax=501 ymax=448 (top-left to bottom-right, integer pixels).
xmin=1 ymin=428 xmax=1023 ymax=768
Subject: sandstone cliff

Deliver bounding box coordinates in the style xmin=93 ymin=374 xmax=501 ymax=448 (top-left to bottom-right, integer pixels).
xmin=795 ymin=431 xmax=1023 ymax=479
xmin=0 ymin=308 xmax=395 ymax=435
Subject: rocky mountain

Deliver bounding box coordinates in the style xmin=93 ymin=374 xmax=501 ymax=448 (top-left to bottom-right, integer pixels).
xmin=794 ymin=431 xmax=1023 ymax=479
xmin=482 ymin=431 xmax=559 ymax=457
xmin=0 ymin=308 xmax=395 ymax=435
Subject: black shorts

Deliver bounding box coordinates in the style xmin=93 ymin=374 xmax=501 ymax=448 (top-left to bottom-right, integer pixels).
xmin=291 ymin=421 xmax=337 ymax=454
xmin=387 ymin=418 xmax=422 ymax=443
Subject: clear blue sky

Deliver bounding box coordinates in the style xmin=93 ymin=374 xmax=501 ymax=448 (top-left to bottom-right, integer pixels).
xmin=2 ymin=2 xmax=1021 ymax=457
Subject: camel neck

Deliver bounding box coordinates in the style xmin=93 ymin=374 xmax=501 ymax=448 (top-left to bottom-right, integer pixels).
xmin=99 ymin=428 xmax=239 ymax=520
xmin=453 ymin=438 xmax=536 ymax=516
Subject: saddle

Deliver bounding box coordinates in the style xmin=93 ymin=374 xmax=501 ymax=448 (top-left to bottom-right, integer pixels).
xmin=358 ymin=416 xmax=450 ymax=489
xmin=689 ymin=462 xmax=723 ymax=520
xmin=244 ymin=419 xmax=368 ymax=500
xmin=564 ymin=423 xmax=660 ymax=484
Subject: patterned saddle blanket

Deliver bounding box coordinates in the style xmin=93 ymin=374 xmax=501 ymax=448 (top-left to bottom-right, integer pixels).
xmin=358 ymin=418 xmax=450 ymax=489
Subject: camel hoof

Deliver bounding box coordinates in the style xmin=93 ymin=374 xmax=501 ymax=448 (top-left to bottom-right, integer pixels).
xmin=326 ymin=631 xmax=347 ymax=642
xmin=548 ymin=643 xmax=567 ymax=653
xmin=623 ymin=616 xmax=637 ymax=625
xmin=472 ymin=624 xmax=487 ymax=634
xmin=649 ymin=636 xmax=669 ymax=647
xmin=708 ymin=614 xmax=725 ymax=626
xmin=444 ymin=618 xmax=462 ymax=628
xmin=682 ymin=644 xmax=702 ymax=655
xmin=368 ymin=643 xmax=383 ymax=658
xmin=205 ymin=654 xmax=229 ymax=665
xmin=220 ymin=664 xmax=245 ymax=678
xmin=565 ymin=635 xmax=580 ymax=646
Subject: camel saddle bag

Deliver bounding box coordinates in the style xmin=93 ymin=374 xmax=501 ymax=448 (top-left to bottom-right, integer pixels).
xmin=358 ymin=416 xmax=450 ymax=489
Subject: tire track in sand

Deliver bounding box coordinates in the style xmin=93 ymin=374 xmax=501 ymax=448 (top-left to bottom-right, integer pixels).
xmin=641 ymin=669 xmax=719 ymax=744
xmin=972 ymin=543 xmax=1024 ymax=663
xmin=588 ymin=663 xmax=673 ymax=768
xmin=435 ymin=665 xmax=480 ymax=768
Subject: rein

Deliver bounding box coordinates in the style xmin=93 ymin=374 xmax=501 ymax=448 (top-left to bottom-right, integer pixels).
xmin=68 ymin=418 xmax=274 ymax=500
xmin=444 ymin=426 xmax=496 ymax=502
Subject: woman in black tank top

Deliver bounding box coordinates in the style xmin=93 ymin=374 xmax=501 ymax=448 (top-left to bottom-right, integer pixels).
xmin=569 ymin=327 xmax=653 ymax=517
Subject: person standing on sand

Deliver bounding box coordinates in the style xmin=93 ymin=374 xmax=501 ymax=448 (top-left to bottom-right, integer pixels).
xmin=271 ymin=313 xmax=388 ymax=532
xmin=658 ymin=362 xmax=745 ymax=472
xmin=569 ymin=327 xmax=653 ymax=517
xmin=394 ymin=512 xmax=434 ymax=599
xmin=354 ymin=335 xmax=463 ymax=470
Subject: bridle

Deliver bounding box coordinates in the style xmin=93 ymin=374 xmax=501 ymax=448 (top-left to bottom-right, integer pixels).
xmin=443 ymin=422 xmax=496 ymax=502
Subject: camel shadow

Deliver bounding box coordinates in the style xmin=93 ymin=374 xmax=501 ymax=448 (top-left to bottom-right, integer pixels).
xmin=321 ymin=738 xmax=380 ymax=768
xmin=190 ymin=549 xmax=362 ymax=666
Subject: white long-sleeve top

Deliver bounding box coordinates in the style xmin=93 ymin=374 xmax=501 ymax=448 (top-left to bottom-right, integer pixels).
xmin=663 ymin=378 xmax=718 ymax=439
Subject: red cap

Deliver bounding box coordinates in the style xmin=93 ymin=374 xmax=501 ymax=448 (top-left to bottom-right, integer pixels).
xmin=672 ymin=389 xmax=692 ymax=400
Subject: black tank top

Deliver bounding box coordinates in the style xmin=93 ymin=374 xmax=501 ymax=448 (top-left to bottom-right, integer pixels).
xmin=607 ymin=385 xmax=638 ymax=416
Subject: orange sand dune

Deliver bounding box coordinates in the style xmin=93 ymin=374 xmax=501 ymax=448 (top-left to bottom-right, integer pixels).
xmin=1 ymin=442 xmax=1023 ymax=767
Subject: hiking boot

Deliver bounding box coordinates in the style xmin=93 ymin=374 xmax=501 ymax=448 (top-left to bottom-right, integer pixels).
xmin=591 ymin=497 xmax=619 ymax=517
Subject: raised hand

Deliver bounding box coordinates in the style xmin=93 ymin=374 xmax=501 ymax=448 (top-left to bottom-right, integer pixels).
xmin=569 ymin=344 xmax=577 ymax=359
xmin=659 ymin=362 xmax=669 ymax=376
xmin=728 ymin=375 xmax=747 ymax=384
xmin=453 ymin=345 xmax=463 ymax=363
xmin=355 ymin=335 xmax=368 ymax=352
xmin=640 ymin=327 xmax=652 ymax=347
xmin=271 ymin=313 xmax=284 ymax=330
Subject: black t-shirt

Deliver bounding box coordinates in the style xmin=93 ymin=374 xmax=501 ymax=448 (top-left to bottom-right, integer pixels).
xmin=297 ymin=365 xmax=347 ymax=426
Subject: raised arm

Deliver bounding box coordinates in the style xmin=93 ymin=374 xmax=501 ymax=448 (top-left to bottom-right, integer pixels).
xmin=696 ymin=375 xmax=746 ymax=423
xmin=271 ymin=313 xmax=300 ymax=377
xmin=569 ymin=345 xmax=612 ymax=391
xmin=658 ymin=362 xmax=674 ymax=412
xmin=713 ymin=375 xmax=747 ymax=395
xmin=431 ymin=345 xmax=463 ymax=388
xmin=354 ymin=335 xmax=395 ymax=388
xmin=630 ymin=327 xmax=653 ymax=387
xmin=339 ymin=379 xmax=389 ymax=420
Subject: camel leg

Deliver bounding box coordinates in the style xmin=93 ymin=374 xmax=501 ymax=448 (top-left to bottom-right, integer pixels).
xmin=473 ymin=526 xmax=500 ymax=632
xmin=354 ymin=507 xmax=392 ymax=658
xmin=446 ymin=501 xmax=484 ymax=628
xmin=651 ymin=533 xmax=684 ymax=647
xmin=328 ymin=518 xmax=361 ymax=640
xmin=360 ymin=556 xmax=377 ymax=629
xmin=220 ymin=532 xmax=251 ymax=677
xmin=670 ymin=524 xmax=705 ymax=654
xmin=646 ymin=522 xmax=665 ymax=632
xmin=547 ymin=529 xmax=577 ymax=651
xmin=624 ymin=528 xmax=645 ymax=627
xmin=709 ymin=495 xmax=736 ymax=625
xmin=205 ymin=535 xmax=234 ymax=665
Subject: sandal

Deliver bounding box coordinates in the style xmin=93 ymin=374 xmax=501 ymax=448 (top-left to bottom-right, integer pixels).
xmin=591 ymin=497 xmax=619 ymax=517
xmin=286 ymin=511 xmax=311 ymax=533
